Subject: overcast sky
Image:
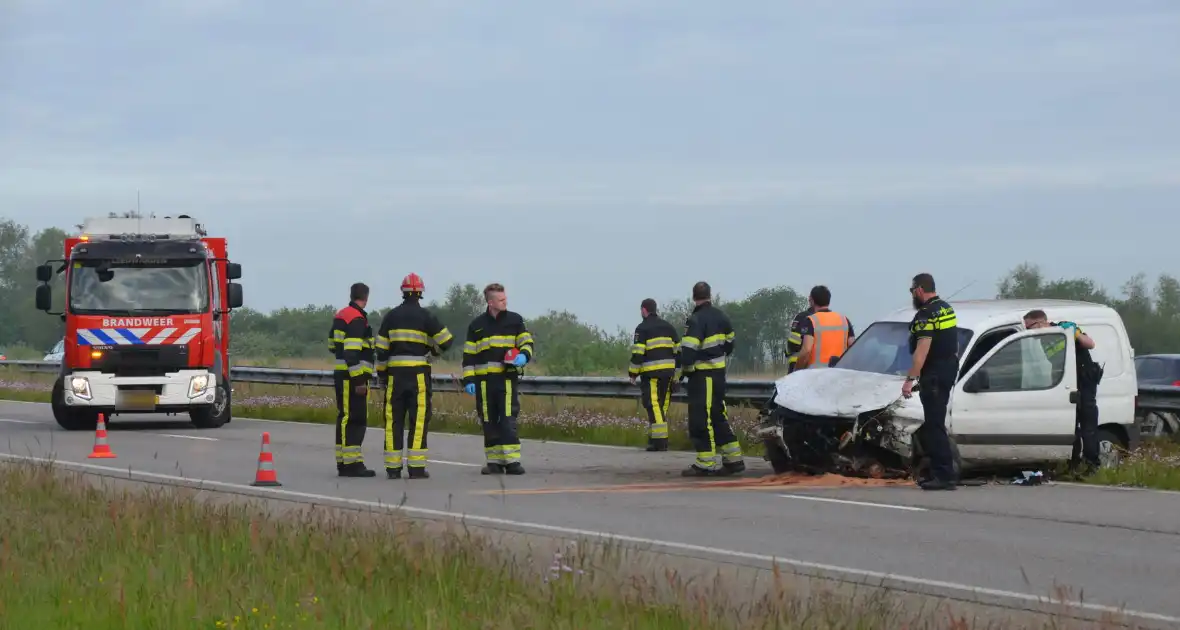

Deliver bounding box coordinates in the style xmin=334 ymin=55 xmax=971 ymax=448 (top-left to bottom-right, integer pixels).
xmin=2 ymin=0 xmax=1178 ymax=332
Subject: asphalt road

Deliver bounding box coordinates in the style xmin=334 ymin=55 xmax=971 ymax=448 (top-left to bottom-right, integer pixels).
xmin=2 ymin=399 xmax=1179 ymax=627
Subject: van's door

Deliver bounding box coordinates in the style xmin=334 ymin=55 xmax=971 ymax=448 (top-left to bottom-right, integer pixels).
xmin=949 ymin=328 xmax=1077 ymax=466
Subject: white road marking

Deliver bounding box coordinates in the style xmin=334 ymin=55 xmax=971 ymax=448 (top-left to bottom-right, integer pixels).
xmin=778 ymin=493 xmax=928 ymax=512
xmin=1 ymin=453 xmax=1176 ymax=627
xmin=153 ymin=433 xmax=219 ymax=441
xmin=0 ymin=418 xmax=37 ymax=424
xmin=428 ymin=459 xmax=481 ymax=468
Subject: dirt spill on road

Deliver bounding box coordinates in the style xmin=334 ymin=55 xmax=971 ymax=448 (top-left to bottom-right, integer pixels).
xmin=474 ymin=472 xmax=914 ymax=495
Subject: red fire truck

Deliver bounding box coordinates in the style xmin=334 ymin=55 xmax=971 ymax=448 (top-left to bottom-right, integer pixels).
xmin=33 ymin=213 xmax=243 ymax=431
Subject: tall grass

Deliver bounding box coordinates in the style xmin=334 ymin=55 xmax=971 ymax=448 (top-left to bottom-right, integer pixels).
xmin=0 ymin=461 xmax=1136 ymax=629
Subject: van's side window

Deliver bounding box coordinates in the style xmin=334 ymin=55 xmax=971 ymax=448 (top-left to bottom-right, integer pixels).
xmin=974 ymin=335 xmax=1067 ymax=392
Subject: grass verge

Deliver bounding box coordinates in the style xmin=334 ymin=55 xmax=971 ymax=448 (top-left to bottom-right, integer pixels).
xmin=1079 ymin=438 xmax=1180 ymax=491
xmin=0 ymin=460 xmax=1052 ymax=629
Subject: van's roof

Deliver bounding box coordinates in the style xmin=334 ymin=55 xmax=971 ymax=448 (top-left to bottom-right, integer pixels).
xmin=875 ymin=298 xmax=1118 ymax=330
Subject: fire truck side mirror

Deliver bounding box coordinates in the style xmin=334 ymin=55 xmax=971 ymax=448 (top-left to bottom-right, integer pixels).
xmin=35 ymin=264 xmax=53 ymax=283
xmin=35 ymin=284 xmax=52 ymax=311
xmin=225 ymin=262 xmax=242 ymax=280
xmin=226 ymin=282 xmax=243 ymax=309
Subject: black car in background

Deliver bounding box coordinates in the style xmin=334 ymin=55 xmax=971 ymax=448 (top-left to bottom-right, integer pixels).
xmin=1134 ymin=354 xmax=1180 ymax=437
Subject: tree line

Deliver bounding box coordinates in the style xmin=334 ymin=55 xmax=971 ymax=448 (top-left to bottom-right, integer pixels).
xmin=2 ymin=219 xmax=1178 ymax=374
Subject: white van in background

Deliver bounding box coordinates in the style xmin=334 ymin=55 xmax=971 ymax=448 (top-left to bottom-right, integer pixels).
xmin=768 ymin=299 xmax=1139 ymax=474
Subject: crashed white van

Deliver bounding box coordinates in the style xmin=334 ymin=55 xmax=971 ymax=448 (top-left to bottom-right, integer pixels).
xmin=756 ymin=299 xmax=1139 ymax=479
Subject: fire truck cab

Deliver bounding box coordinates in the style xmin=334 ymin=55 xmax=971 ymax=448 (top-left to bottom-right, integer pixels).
xmin=34 ymin=213 xmax=243 ymax=431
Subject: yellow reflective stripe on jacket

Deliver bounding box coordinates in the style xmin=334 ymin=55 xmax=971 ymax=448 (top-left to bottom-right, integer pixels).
xmin=386 ymin=329 xmax=430 ymax=344
xmin=912 ymin=309 xmax=957 ymax=332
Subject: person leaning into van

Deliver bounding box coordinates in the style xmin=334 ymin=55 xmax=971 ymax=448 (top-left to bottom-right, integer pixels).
xmin=1023 ymin=309 xmax=1103 ymax=475
xmin=902 ymin=273 xmax=959 ymax=491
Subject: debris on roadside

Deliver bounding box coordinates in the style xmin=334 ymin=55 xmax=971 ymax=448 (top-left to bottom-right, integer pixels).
xmin=1009 ymin=470 xmax=1046 ymax=486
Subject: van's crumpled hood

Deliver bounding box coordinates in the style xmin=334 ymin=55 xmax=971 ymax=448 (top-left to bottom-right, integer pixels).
xmin=771 ymin=368 xmax=907 ymax=418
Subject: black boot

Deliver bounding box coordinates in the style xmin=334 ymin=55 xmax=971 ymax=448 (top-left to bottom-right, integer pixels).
xmin=681 ymin=464 xmax=719 ymax=477
xmin=646 ymin=438 xmax=669 ymax=452
xmin=919 ymin=478 xmax=957 ymax=491
xmin=386 ymin=467 xmax=402 ymax=480
xmin=504 ymin=462 xmax=526 ymax=475
xmin=408 ymin=467 xmax=430 ymax=479
xmin=721 ymin=460 xmax=746 ymax=475
xmin=481 ymin=463 xmax=505 ymax=475
xmin=339 ymin=463 xmax=376 ymax=478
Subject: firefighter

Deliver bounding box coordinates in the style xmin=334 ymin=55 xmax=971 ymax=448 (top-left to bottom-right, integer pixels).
xmin=375 ymin=273 xmax=454 ymax=480
xmin=328 ymin=282 xmax=376 ymax=478
xmin=628 ymin=298 xmax=680 ymax=452
xmin=677 ymin=281 xmax=745 ymax=476
xmin=461 ymin=282 xmax=534 ymax=475
xmin=902 ymin=273 xmax=958 ymax=491
xmin=784 ymin=302 xmax=814 ymax=374
xmin=794 ymin=285 xmax=856 ymax=370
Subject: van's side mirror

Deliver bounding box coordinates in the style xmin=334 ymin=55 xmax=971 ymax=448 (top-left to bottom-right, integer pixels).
xmin=35 ymin=284 xmax=53 ymax=311
xmin=964 ymin=370 xmax=990 ymax=393
xmin=35 ymin=264 xmax=53 ymax=283
xmin=225 ymin=262 xmax=242 ymax=280
xmin=828 ymin=355 xmax=841 ymax=367
xmin=226 ymin=282 xmax=243 ymax=309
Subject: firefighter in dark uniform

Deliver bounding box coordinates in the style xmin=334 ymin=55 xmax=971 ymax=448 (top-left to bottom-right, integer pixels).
xmin=374 ymin=273 xmax=454 ymax=480
xmin=902 ymin=273 xmax=958 ymax=491
xmin=461 ymin=282 xmax=534 ymax=475
xmin=328 ymin=282 xmax=376 ymax=477
xmin=628 ymin=298 xmax=680 ymax=452
xmin=1023 ymin=309 xmax=1103 ymax=475
xmin=785 ymin=305 xmax=814 ymax=374
xmin=677 ymin=281 xmax=746 ymax=477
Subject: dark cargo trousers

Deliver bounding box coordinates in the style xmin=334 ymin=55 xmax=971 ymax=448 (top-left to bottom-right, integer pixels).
xmin=334 ymin=372 xmax=370 ymax=471
xmin=685 ymin=372 xmax=743 ymax=471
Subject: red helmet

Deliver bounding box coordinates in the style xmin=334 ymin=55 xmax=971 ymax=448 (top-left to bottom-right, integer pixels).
xmin=504 ymin=348 xmax=520 ymax=363
xmin=400 ymin=273 xmax=425 ymax=293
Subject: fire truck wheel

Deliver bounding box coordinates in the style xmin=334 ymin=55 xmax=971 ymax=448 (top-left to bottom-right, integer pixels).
xmin=190 ymin=382 xmax=231 ymax=429
xmin=51 ymin=378 xmax=100 ymax=431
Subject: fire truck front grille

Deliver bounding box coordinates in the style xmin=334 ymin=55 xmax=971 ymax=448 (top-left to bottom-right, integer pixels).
xmin=92 ymin=346 xmax=191 ymax=376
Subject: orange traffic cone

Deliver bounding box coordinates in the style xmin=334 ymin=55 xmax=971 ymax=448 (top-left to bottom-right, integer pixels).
xmin=88 ymin=413 xmax=117 ymax=459
xmin=251 ymin=432 xmax=282 ymax=487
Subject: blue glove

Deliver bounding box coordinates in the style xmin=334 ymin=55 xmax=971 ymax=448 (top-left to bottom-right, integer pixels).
xmin=464 ymin=383 xmax=476 ymax=395
xmin=511 ymin=353 xmax=529 ymax=367
xmin=1057 ymin=321 xmax=1077 ymax=331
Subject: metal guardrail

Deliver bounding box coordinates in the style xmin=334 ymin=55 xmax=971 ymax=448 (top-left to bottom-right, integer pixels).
xmin=0 ymin=360 xmax=778 ymax=404
xmin=5 ymin=360 xmax=1180 ymax=411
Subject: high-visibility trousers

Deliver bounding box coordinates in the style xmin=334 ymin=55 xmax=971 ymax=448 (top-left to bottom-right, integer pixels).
xmin=382 ymin=369 xmax=432 ymax=471
xmin=685 ymin=372 xmax=743 ymax=471
xmin=334 ymin=372 xmax=369 ymax=469
xmin=640 ymin=375 xmax=672 ymax=441
xmin=474 ymin=378 xmax=522 ymax=467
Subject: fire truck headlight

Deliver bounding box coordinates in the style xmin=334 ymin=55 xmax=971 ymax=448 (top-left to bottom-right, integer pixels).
xmin=188 ymin=374 xmax=210 ymax=398
xmin=69 ymin=377 xmax=92 ymax=400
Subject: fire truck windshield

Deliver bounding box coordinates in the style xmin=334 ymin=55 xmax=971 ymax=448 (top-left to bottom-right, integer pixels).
xmin=69 ymin=258 xmax=210 ymax=315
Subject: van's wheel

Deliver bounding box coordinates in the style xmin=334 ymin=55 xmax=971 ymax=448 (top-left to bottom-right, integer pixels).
xmin=763 ymin=440 xmax=794 ymax=475
xmin=1096 ymin=427 xmax=1127 ymax=469
xmin=189 ymin=382 xmax=231 ymax=429
xmin=911 ymin=437 xmax=963 ymax=484
xmin=51 ymin=378 xmax=99 ymax=431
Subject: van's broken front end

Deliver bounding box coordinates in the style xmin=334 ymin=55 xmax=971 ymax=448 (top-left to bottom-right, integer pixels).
xmin=754 ymin=368 xmax=926 ymax=479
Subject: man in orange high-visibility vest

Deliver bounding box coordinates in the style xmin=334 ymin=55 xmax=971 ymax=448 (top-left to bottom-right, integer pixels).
xmin=795 ymin=285 xmax=855 ymax=370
